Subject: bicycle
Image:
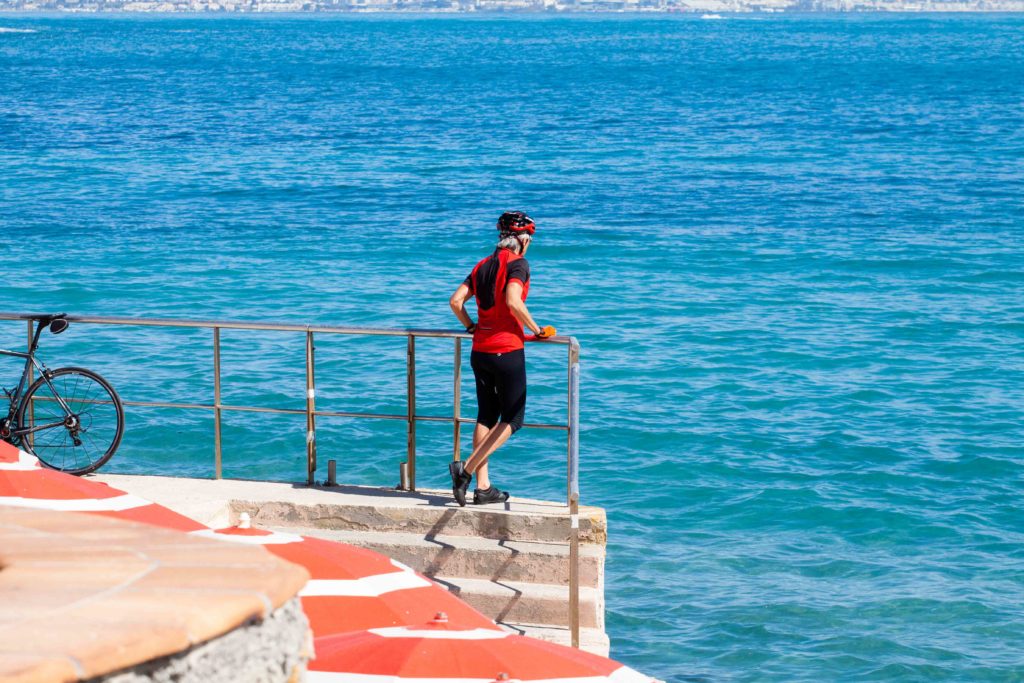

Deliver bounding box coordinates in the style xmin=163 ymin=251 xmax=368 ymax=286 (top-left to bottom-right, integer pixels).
xmin=1 ymin=313 xmax=125 ymax=475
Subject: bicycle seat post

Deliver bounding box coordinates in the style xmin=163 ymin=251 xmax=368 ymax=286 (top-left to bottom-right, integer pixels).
xmin=26 ymin=313 xmax=67 ymax=354
xmin=28 ymin=319 xmax=45 ymax=356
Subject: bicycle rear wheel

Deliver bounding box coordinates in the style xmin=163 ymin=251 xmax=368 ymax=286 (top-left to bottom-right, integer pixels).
xmin=16 ymin=367 xmax=125 ymax=476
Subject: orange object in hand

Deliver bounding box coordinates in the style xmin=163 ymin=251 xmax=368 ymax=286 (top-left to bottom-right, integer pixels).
xmin=536 ymin=325 xmax=557 ymax=339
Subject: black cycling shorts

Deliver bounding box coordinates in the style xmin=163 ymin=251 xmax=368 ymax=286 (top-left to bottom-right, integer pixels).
xmin=470 ymin=349 xmax=526 ymax=433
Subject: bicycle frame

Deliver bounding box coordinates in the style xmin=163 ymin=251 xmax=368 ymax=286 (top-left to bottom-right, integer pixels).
xmin=1 ymin=323 xmax=74 ymax=436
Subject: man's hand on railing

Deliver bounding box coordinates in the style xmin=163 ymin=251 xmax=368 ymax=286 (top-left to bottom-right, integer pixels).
xmin=526 ymin=325 xmax=556 ymax=341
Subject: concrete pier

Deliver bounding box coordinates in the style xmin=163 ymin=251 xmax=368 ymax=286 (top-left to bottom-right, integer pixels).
xmin=94 ymin=473 xmax=610 ymax=656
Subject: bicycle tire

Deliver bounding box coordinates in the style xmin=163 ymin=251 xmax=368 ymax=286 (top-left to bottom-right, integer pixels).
xmin=16 ymin=366 xmax=125 ymax=476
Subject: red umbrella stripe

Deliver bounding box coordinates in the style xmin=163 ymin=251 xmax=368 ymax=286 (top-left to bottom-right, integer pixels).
xmin=307 ymin=666 xmax=653 ymax=683
xmin=307 ymin=615 xmax=655 ymax=683
xmin=198 ymin=526 xmax=433 ymax=587
xmin=200 ymin=525 xmax=498 ymax=634
xmin=0 ymin=441 xmax=204 ymax=531
xmin=0 ymin=468 xmax=152 ymax=511
xmin=301 ymin=585 xmax=497 ymax=636
xmin=92 ymin=504 xmax=206 ymax=532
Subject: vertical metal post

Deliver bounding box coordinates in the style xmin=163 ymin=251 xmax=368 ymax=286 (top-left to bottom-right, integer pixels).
xmin=406 ymin=335 xmax=416 ymax=490
xmin=453 ymin=337 xmax=462 ymax=462
xmin=213 ymin=327 xmax=222 ymax=479
xmin=25 ymin=320 xmax=34 ymax=450
xmin=567 ymin=344 xmax=575 ymax=503
xmin=568 ymin=357 xmax=581 ymax=649
xmin=305 ymin=330 xmax=317 ymax=486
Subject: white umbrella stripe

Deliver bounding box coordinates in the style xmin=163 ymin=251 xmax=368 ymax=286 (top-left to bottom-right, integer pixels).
xmin=366 ymin=626 xmax=508 ymax=640
xmin=306 ymin=671 xmax=652 ymax=683
xmin=300 ymin=571 xmax=432 ymax=598
xmin=189 ymin=528 xmax=304 ymax=545
xmin=307 ymin=674 xmax=496 ymax=683
xmin=0 ymin=493 xmax=152 ymax=511
xmin=0 ymin=449 xmax=41 ymax=471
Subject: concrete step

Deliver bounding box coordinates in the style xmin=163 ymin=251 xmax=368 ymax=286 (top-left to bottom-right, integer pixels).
xmin=434 ymin=576 xmax=604 ymax=631
xmin=93 ymin=474 xmax=606 ymax=545
xmin=272 ymin=526 xmax=605 ymax=588
xmin=499 ymin=623 xmax=610 ymax=658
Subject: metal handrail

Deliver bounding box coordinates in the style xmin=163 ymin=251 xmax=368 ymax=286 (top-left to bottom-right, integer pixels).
xmin=0 ymin=311 xmax=583 ymax=646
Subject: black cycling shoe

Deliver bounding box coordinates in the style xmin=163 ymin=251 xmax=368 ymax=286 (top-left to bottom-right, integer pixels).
xmin=473 ymin=486 xmax=510 ymax=505
xmin=449 ymin=461 xmax=472 ymax=507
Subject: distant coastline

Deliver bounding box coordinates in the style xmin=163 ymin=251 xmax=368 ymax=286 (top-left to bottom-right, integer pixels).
xmin=2 ymin=0 xmax=1024 ymax=13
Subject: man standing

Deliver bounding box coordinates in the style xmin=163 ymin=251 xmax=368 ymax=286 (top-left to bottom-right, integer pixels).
xmin=447 ymin=211 xmax=553 ymax=506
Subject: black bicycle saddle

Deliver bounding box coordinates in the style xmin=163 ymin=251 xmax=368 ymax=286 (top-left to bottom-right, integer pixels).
xmin=27 ymin=313 xmax=67 ymax=325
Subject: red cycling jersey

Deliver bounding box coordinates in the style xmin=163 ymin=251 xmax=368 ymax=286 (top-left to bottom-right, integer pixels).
xmin=464 ymin=248 xmax=531 ymax=354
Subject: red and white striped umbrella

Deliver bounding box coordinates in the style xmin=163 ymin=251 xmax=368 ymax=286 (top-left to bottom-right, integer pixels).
xmin=308 ymin=613 xmax=655 ymax=683
xmin=202 ymin=524 xmax=497 ymax=636
xmin=0 ymin=441 xmax=40 ymax=470
xmin=0 ymin=440 xmax=205 ymax=532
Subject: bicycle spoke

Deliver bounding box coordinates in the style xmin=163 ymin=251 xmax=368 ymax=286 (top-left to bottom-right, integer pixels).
xmin=72 ymin=378 xmax=96 ymax=408
xmin=68 ymin=375 xmax=82 ymax=406
xmin=31 ymin=425 xmax=71 ymax=469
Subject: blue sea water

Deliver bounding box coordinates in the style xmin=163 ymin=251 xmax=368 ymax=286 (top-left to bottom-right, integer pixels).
xmin=2 ymin=12 xmax=1024 ymax=682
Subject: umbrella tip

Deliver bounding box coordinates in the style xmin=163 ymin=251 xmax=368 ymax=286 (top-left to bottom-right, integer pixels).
xmin=238 ymin=512 xmax=251 ymax=529
xmin=493 ymin=674 xmax=510 ymax=682
xmin=431 ymin=612 xmax=449 ymax=624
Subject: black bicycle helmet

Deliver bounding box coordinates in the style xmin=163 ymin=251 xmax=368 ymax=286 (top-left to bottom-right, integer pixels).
xmin=497 ymin=211 xmax=536 ymax=236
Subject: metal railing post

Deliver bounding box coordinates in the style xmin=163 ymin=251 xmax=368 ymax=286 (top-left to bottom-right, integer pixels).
xmin=568 ymin=355 xmax=581 ymax=649
xmin=453 ymin=337 xmax=462 ymax=462
xmin=567 ymin=344 xmax=575 ymax=503
xmin=305 ymin=330 xmax=317 ymax=486
xmin=406 ymin=335 xmax=416 ymax=490
xmin=213 ymin=327 xmax=222 ymax=479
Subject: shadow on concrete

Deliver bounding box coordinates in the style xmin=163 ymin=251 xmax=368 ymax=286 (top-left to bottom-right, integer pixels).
xmin=498 ymin=621 xmax=527 ymax=636
xmin=421 ymin=508 xmax=459 ymax=575
xmin=489 ymin=579 xmax=523 ymax=624
xmin=492 ymin=539 xmax=519 ymax=584
xmin=286 ymin=482 xmax=456 ymax=507
xmin=226 ymin=476 xmax=567 ymax=512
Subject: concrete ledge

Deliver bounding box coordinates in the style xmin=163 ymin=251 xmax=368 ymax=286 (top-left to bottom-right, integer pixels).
xmin=93 ymin=474 xmax=607 ymax=544
xmin=502 ymin=623 xmax=611 ymax=658
xmin=0 ymin=506 xmax=310 ymax=682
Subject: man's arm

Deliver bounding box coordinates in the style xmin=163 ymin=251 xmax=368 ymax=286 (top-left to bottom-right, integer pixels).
xmin=450 ymin=283 xmax=475 ymax=331
xmin=505 ymin=281 xmax=541 ymax=336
